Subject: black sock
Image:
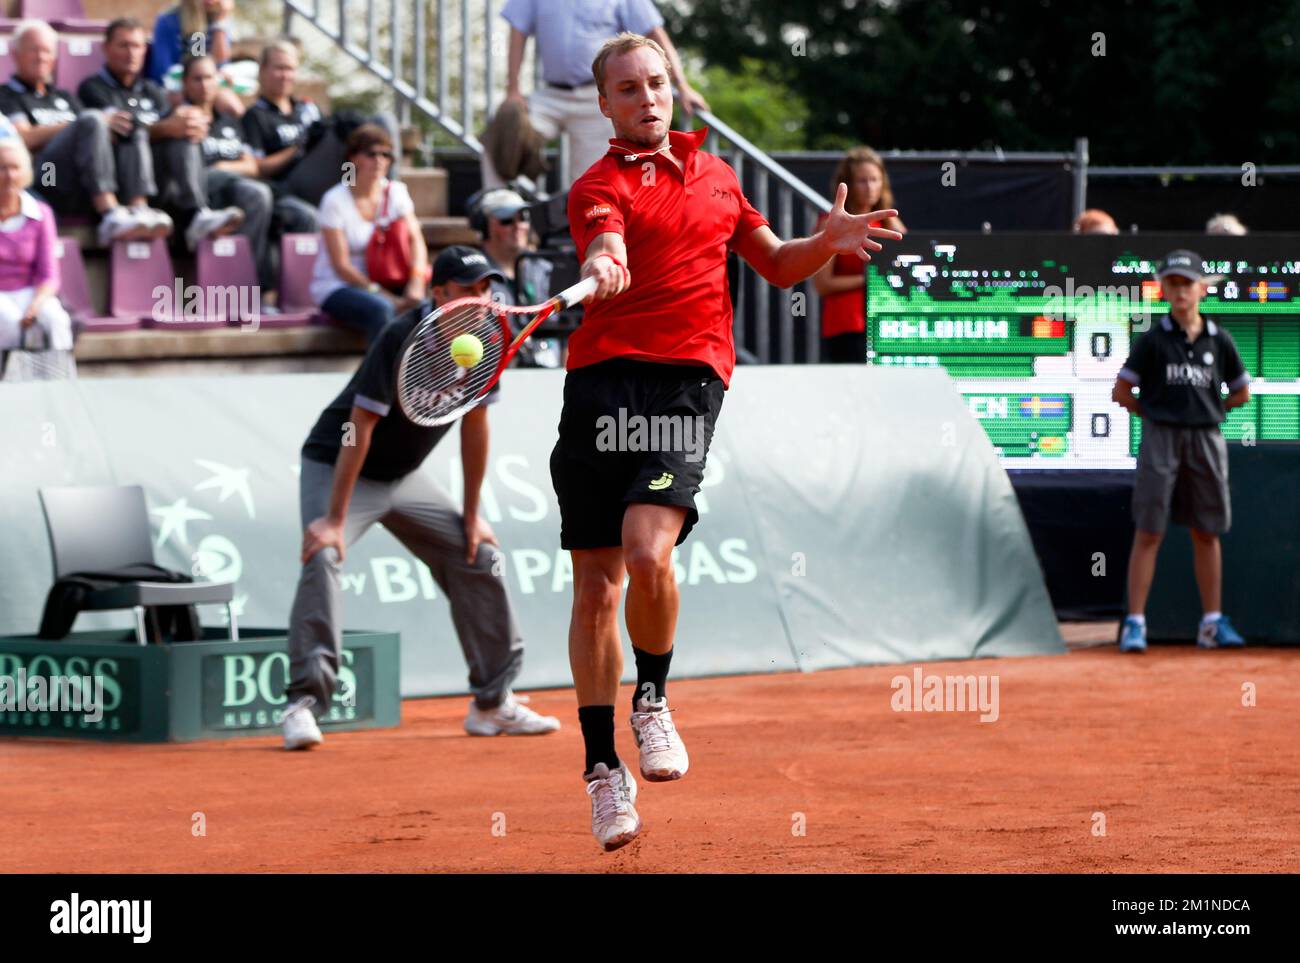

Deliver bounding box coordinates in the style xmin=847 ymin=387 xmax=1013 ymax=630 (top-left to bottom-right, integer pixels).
xmin=578 ymin=705 xmax=619 ymax=775
xmin=632 ymin=646 xmax=672 ymax=711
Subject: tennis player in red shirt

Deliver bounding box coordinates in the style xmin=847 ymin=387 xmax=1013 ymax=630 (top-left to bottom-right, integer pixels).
xmin=555 ymin=32 xmax=901 ymax=851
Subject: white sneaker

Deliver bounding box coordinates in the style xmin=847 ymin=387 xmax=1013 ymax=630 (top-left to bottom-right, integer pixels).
xmin=282 ymin=696 xmax=323 ymax=750
xmin=630 ymin=697 xmax=688 ymax=781
xmin=96 ymin=205 xmax=154 ymax=246
xmin=130 ymin=204 xmax=174 ymax=239
xmin=185 ymin=206 xmax=245 ymax=251
xmin=464 ymin=692 xmax=561 ymax=736
xmin=584 ymin=762 xmax=640 ymax=852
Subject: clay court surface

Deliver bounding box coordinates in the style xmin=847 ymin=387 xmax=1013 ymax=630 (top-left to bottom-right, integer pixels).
xmin=2 ymin=637 xmax=1297 ymax=873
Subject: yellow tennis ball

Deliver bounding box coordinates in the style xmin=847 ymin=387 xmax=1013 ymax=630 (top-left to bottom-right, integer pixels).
xmin=450 ymin=333 xmax=484 ymax=368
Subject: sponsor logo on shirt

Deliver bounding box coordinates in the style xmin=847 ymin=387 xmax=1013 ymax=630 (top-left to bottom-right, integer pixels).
xmin=1165 ymin=362 xmax=1215 ymax=388
xmin=710 ymin=186 xmax=733 ymax=203
xmin=31 ymin=106 xmax=77 ymax=126
xmin=584 ymin=204 xmax=612 ymax=221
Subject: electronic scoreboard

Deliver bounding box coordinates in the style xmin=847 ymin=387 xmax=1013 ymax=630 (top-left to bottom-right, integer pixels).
xmin=865 ymin=235 xmax=1300 ymax=468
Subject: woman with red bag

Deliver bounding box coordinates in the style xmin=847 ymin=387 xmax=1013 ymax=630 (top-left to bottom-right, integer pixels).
xmin=309 ymin=124 xmax=429 ymax=341
xmin=812 ymin=146 xmax=906 ymax=363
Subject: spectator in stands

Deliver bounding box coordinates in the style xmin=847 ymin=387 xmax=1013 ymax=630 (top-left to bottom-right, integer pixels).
xmin=147 ymin=0 xmax=244 ymax=116
xmin=813 ymin=146 xmax=906 ymax=363
xmin=0 ymin=19 xmax=169 ymax=246
xmin=1206 ymin=213 xmax=1247 ymax=236
xmin=469 ymin=186 xmax=560 ymax=367
xmin=0 ymin=137 xmax=74 ymax=361
xmin=79 ymin=18 xmax=244 ymax=252
xmin=471 ymin=188 xmax=550 ymax=303
xmin=243 ymin=39 xmax=401 ymax=216
xmin=180 ymin=54 xmax=275 ymax=292
xmin=1073 ymin=208 xmax=1119 ymax=234
xmin=483 ymin=0 xmax=708 ymax=189
xmin=309 ymin=123 xmax=428 ymax=341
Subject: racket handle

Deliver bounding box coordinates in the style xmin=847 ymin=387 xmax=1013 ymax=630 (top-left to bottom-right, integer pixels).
xmin=553 ymin=276 xmax=599 ymax=310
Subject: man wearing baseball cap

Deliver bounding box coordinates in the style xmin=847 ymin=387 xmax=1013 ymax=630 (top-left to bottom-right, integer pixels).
xmin=470 ymin=187 xmax=560 ymax=366
xmin=1112 ymin=249 xmax=1252 ymax=652
xmin=282 ymin=244 xmax=561 ymax=749
xmin=470 ymin=188 xmax=551 ymax=305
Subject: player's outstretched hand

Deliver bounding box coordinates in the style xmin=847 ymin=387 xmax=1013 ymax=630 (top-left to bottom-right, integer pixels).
xmin=822 ymin=182 xmax=903 ymax=262
xmin=580 ymin=252 xmax=630 ymax=304
xmin=302 ymin=516 xmax=346 ymax=564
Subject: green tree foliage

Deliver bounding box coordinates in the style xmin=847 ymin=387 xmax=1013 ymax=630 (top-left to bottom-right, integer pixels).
xmin=682 ymin=58 xmax=814 ymax=150
xmin=663 ymin=0 xmax=1300 ymax=162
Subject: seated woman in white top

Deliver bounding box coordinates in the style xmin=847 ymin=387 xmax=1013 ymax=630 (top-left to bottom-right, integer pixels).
xmin=308 ymin=123 xmax=428 ymax=341
xmin=0 ymin=137 xmax=74 ymax=366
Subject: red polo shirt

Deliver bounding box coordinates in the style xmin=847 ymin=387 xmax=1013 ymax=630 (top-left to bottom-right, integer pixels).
xmin=566 ymin=127 xmax=769 ymax=386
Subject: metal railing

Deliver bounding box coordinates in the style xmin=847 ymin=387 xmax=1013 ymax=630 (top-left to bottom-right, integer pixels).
xmin=691 ymin=108 xmax=831 ymax=363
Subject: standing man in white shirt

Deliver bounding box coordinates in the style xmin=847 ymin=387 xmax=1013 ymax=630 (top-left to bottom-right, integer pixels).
xmin=482 ymin=0 xmax=709 ymax=189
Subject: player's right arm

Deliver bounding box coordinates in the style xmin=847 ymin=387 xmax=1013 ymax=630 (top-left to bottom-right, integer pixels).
xmin=579 ymin=232 xmax=630 ymax=302
xmin=569 ymin=175 xmax=630 ymax=301
xmin=301 ymin=405 xmax=380 ymax=563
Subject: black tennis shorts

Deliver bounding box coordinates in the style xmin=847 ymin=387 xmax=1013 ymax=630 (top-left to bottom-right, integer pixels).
xmin=550 ymin=357 xmax=726 ymax=550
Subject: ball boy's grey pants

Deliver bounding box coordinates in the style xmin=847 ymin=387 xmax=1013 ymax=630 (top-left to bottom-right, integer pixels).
xmin=286 ymin=457 xmax=524 ymax=715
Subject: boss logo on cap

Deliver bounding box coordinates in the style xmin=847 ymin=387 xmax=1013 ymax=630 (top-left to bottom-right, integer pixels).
xmin=460 ymin=253 xmax=487 ymax=267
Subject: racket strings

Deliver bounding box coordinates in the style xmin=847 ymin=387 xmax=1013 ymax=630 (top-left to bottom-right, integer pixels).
xmin=397 ymin=301 xmax=508 ymax=426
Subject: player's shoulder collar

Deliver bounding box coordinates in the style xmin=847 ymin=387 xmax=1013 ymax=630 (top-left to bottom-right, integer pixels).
xmin=603 ymin=126 xmax=710 ymax=163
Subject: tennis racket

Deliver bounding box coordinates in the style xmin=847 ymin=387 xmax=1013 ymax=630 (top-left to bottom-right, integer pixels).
xmin=395 ymin=276 xmax=597 ymax=426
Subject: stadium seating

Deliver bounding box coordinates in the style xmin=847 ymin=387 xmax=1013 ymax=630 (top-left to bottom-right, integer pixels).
xmin=109 ymin=237 xmax=221 ymax=330
xmin=54 ymin=35 xmax=103 ymax=93
xmin=55 ymin=236 xmax=138 ymax=332
xmin=20 ymin=4 xmax=456 ymax=370
xmin=19 ymin=0 xmax=104 ymax=31
xmin=20 ymin=0 xmax=85 ymax=17
xmin=278 ymin=233 xmax=327 ymax=324
xmin=195 ymin=234 xmax=315 ymax=327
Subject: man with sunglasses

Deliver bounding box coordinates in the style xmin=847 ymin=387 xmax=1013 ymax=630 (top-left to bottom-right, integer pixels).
xmin=472 ymin=187 xmax=559 ymax=367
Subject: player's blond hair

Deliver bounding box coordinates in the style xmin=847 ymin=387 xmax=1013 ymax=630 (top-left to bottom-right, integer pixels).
xmin=591 ymin=33 xmax=670 ymax=98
